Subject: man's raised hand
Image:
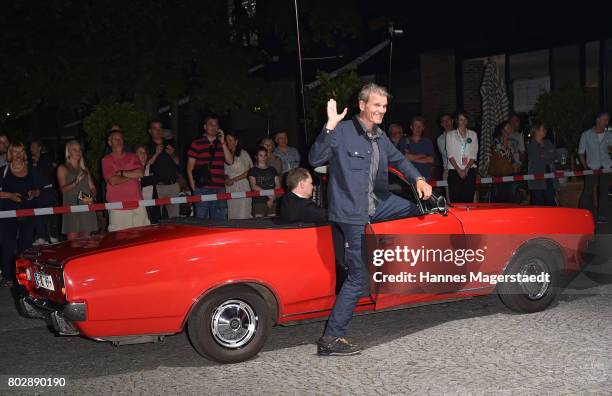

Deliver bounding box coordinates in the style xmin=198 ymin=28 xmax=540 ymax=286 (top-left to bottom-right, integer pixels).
xmin=325 ymin=99 xmax=347 ymax=130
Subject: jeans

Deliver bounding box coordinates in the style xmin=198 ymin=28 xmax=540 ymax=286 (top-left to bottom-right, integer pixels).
xmin=530 ymin=180 xmax=556 ymax=206
xmin=324 ymin=194 xmax=417 ymax=338
xmin=194 ymin=187 xmax=227 ymax=220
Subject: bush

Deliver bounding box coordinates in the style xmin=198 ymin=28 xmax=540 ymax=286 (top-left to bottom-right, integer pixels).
xmin=534 ymin=87 xmax=598 ymax=156
xmin=82 ymin=103 xmax=147 ymax=179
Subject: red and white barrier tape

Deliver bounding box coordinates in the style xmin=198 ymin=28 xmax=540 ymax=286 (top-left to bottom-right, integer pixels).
xmin=1 ymin=168 xmax=610 ymax=219
xmin=0 ymin=188 xmax=286 ymax=219
xmin=427 ymin=168 xmax=612 ymax=188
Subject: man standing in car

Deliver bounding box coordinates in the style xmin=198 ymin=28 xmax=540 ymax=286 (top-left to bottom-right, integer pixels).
xmin=309 ymin=83 xmax=432 ymax=356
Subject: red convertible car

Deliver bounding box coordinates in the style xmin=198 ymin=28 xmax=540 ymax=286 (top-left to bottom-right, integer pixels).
xmin=15 ymin=169 xmax=594 ymax=363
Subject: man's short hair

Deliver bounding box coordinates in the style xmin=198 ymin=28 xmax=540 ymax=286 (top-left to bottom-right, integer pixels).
xmin=358 ymin=83 xmax=391 ymax=103
xmin=595 ymin=111 xmax=610 ymax=121
xmin=286 ymin=168 xmax=311 ymax=191
xmin=204 ymin=114 xmax=219 ymax=125
xmin=147 ymin=119 xmax=162 ymax=130
xmin=410 ymin=116 xmax=426 ymax=126
xmin=532 ymin=121 xmax=547 ymax=131
xmin=388 ymin=123 xmax=402 ymax=133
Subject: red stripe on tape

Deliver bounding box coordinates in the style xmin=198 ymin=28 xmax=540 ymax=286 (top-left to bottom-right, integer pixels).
xmin=90 ymin=203 xmax=108 ymax=212
xmin=122 ymin=200 xmax=140 ymax=210
xmin=15 ymin=209 xmax=35 ymax=217
xmin=216 ymin=193 xmax=232 ymax=201
xmin=155 ymin=197 xmax=172 ymax=206
xmin=53 ymin=206 xmax=72 ymax=214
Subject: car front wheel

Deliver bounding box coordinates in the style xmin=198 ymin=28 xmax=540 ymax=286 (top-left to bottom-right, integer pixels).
xmin=188 ymin=285 xmax=271 ymax=363
xmin=497 ymin=245 xmax=562 ymax=313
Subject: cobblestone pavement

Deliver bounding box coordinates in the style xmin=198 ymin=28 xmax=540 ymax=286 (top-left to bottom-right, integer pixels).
xmin=1 ymin=224 xmax=611 ymax=395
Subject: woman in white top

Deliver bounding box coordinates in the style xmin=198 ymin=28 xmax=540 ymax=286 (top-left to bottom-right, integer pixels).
xmin=445 ymin=111 xmax=478 ymax=203
xmin=224 ymin=131 xmax=253 ymax=219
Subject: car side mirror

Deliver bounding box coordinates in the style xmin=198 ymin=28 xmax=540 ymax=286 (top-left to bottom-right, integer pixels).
xmin=429 ymin=194 xmax=448 ymax=216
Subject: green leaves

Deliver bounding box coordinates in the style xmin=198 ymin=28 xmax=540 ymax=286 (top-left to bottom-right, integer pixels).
xmin=82 ymin=103 xmax=147 ymax=180
xmin=534 ymin=87 xmax=598 ymax=155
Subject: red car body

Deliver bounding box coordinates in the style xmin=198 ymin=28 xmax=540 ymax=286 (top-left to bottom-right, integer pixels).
xmin=16 ymin=170 xmax=594 ymax=362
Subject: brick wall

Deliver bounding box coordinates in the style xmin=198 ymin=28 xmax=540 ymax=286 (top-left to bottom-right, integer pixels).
xmin=462 ymin=59 xmax=486 ymax=124
xmin=420 ymin=51 xmax=457 ymax=139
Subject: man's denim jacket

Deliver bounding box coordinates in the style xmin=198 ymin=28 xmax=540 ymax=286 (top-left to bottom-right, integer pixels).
xmin=309 ymin=116 xmax=422 ymax=225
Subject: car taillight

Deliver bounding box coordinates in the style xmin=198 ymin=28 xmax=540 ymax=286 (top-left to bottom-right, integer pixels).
xmin=15 ymin=258 xmax=34 ymax=289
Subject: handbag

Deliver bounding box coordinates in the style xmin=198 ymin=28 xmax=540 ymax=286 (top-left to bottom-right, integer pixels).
xmin=488 ymin=152 xmax=513 ymax=177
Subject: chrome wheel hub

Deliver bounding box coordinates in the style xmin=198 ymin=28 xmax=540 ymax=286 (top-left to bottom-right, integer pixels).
xmin=519 ymin=258 xmax=550 ymax=300
xmin=211 ymin=299 xmax=257 ymax=349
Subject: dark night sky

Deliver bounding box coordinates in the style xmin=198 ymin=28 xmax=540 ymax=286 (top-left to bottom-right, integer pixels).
xmin=286 ymin=1 xmax=612 ymax=81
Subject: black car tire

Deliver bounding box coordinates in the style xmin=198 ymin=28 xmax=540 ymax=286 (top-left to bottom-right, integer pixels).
xmin=188 ymin=285 xmax=271 ymax=363
xmin=497 ymin=245 xmax=562 ymax=313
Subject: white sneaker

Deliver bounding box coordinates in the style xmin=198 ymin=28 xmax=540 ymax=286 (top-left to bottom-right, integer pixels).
xmin=49 ymin=237 xmax=60 ymax=244
xmin=32 ymin=238 xmax=48 ymax=246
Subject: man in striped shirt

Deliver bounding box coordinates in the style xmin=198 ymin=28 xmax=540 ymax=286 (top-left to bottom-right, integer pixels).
xmin=186 ymin=116 xmax=234 ymax=220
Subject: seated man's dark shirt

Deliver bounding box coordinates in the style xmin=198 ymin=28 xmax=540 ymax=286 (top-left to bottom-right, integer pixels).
xmin=280 ymin=192 xmax=327 ymax=223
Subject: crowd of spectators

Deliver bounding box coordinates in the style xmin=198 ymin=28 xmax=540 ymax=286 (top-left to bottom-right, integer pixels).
xmin=0 ymin=107 xmax=609 ymax=287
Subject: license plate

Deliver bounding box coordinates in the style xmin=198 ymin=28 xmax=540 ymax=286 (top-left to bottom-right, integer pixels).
xmin=34 ymin=272 xmax=55 ymax=291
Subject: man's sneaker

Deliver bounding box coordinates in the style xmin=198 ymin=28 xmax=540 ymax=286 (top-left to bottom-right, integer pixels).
xmin=317 ymin=336 xmax=361 ymax=356
xmin=49 ymin=237 xmax=60 ymax=244
xmin=32 ymin=238 xmax=48 ymax=246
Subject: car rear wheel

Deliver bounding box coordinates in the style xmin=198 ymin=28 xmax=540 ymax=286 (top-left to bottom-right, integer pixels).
xmin=188 ymin=285 xmax=271 ymax=363
xmin=497 ymin=245 xmax=561 ymax=313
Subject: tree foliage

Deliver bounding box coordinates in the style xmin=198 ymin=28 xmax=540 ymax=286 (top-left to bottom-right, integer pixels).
xmin=534 ymin=87 xmax=599 ymax=155
xmin=0 ymin=0 xmax=364 ymax=118
xmin=82 ymin=103 xmax=147 ymax=180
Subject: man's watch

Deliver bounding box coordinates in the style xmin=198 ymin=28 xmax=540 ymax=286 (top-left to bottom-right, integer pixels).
xmin=415 ymin=176 xmax=426 ymax=183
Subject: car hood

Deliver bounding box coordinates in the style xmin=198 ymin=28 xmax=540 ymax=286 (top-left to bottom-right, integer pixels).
xmin=23 ymin=224 xmax=228 ymax=268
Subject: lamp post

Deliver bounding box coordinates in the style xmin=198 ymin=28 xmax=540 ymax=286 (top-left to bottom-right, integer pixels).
xmin=293 ymin=0 xmax=309 ymax=148
xmin=386 ymin=22 xmax=403 ymax=130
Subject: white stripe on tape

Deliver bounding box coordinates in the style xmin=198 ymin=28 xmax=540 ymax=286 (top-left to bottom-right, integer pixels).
xmin=105 ymin=202 xmax=124 ymax=210
xmin=0 ymin=210 xmax=17 ymax=218
xmin=259 ymin=190 xmax=275 ymax=197
xmin=523 ymin=175 xmax=535 ymax=181
xmin=70 ymin=204 xmax=91 ymax=213
xmin=230 ymin=192 xmax=247 ymax=199
xmin=139 ymin=199 xmax=156 ymax=207
xmin=501 ymin=176 xmax=514 ymax=182
xmin=34 ymin=207 xmax=55 ymax=216
xmin=201 ymin=194 xmax=219 ymax=202
xmin=170 ymin=197 xmax=187 ymax=204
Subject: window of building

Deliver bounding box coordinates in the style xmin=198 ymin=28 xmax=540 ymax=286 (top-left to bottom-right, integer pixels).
xmin=552 ymin=45 xmax=580 ymax=89
xmin=508 ymin=50 xmax=549 ymax=82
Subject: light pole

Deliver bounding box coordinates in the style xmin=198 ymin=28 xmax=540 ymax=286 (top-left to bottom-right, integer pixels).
xmin=386 ymin=22 xmax=403 ymax=130
xmin=293 ymin=0 xmax=309 ymax=147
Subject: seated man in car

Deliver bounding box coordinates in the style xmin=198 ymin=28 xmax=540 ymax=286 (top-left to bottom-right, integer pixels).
xmin=280 ymin=168 xmax=327 ymax=223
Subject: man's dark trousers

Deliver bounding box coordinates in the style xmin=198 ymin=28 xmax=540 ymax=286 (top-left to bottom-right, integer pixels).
xmin=324 ymin=194 xmax=417 ymax=338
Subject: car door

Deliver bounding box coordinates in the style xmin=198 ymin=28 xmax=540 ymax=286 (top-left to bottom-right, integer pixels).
xmin=366 ymin=170 xmax=466 ymax=310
